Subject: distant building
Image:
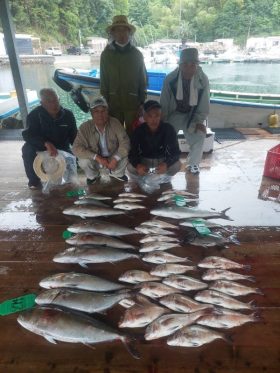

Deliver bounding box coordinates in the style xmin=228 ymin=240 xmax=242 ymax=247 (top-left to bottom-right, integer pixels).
xmin=85 ymin=37 xmax=107 ymax=55
xmin=0 ymin=33 xmax=37 ymax=55
xmin=246 ymin=36 xmax=280 ymax=51
xmin=214 ymin=39 xmax=234 ymax=49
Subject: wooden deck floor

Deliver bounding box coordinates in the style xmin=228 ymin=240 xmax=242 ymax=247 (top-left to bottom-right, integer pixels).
xmin=0 ymin=133 xmax=280 ymax=373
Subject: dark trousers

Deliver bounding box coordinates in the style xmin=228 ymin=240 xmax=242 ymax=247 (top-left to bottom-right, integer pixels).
xmin=22 ymin=143 xmax=41 ymax=186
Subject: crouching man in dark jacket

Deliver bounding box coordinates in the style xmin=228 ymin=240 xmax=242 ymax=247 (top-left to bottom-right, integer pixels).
xmin=128 ymin=100 xmax=181 ymax=177
xmin=22 ymin=88 xmax=77 ymax=189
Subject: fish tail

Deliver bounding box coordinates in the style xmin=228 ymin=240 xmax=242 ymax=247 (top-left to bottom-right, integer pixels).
xmin=246 ymin=275 xmax=256 ymax=282
xmin=229 ymin=234 xmax=240 ymax=245
xmin=250 ymin=311 xmax=264 ymax=322
xmin=242 ymin=264 xmax=251 ymax=271
xmin=256 ymin=288 xmax=264 ymax=295
xmin=248 ymin=300 xmax=257 ymax=309
xmin=122 ymin=336 xmax=141 ymax=359
xmin=220 ymin=207 xmax=232 ymax=221
xmin=222 ymin=334 xmax=233 ymax=344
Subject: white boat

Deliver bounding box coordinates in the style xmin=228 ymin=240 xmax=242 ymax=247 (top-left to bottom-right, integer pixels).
xmin=53 ymin=68 xmax=280 ymax=129
xmin=0 ymin=90 xmax=39 ymax=120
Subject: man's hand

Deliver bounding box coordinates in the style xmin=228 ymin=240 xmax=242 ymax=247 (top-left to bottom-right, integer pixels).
xmin=156 ymin=162 xmax=167 ymax=174
xmin=195 ymin=123 xmax=206 ymax=134
xmin=96 ymin=155 xmax=109 ymax=168
xmin=136 ymin=164 xmax=148 ymax=176
xmin=107 ymin=158 xmax=118 ymax=171
xmin=44 ymin=142 xmax=58 ymax=157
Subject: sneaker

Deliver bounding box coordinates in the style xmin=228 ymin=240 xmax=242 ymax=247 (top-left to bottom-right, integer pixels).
xmin=110 ymin=174 xmax=128 ymax=182
xmin=86 ymin=177 xmax=97 ymax=185
xmin=28 ymin=182 xmax=41 ymax=190
xmin=188 ymin=165 xmax=200 ymax=174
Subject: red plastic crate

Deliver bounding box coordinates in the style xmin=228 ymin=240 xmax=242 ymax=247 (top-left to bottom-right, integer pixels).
xmin=263 ymin=144 xmax=280 ymax=179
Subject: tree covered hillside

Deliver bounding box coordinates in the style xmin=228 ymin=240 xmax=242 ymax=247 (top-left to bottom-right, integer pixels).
xmin=6 ymin=0 xmax=280 ymax=47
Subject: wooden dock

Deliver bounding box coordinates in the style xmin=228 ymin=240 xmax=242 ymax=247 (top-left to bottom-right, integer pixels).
xmin=0 ymin=133 xmax=279 ymax=372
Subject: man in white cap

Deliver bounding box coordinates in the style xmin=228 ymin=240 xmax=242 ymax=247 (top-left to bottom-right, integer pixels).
xmin=72 ymin=97 xmax=130 ymax=184
xmin=160 ymin=48 xmax=210 ymax=174
xmin=100 ymin=15 xmax=147 ymax=136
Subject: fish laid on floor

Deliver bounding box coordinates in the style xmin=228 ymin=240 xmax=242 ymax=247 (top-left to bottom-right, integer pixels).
xmin=114 ymin=203 xmax=146 ymax=210
xmin=185 ymin=233 xmax=239 ymax=247
xmin=137 ymin=281 xmax=182 ymax=298
xmin=159 ymin=294 xmax=214 ymax=313
xmin=150 ymin=264 xmax=196 ymax=277
xmin=67 ymin=220 xmax=137 ymax=236
xmin=198 ymin=256 xmax=251 ymax=270
xmin=119 ymin=270 xmax=161 ymax=284
xmin=163 ymin=275 xmax=208 ymax=292
xmin=135 ymin=226 xmax=175 ymax=236
xmin=39 ymin=272 xmax=125 ymax=292
xmin=118 ymin=192 xmax=147 ymax=198
xmin=66 ymin=233 xmax=136 ymax=249
xmin=18 ymin=307 xmax=139 ymax=358
xmin=157 ymin=194 xmax=199 ymax=203
xmin=209 ymin=280 xmax=263 ymax=297
xmin=180 ymin=219 xmax=230 ymax=231
xmin=140 ymin=219 xmax=179 ymax=230
xmin=142 ymin=252 xmax=191 ymax=264
xmin=144 ymin=309 xmax=211 ymax=340
xmin=113 ymin=198 xmax=143 ymax=204
xmin=36 ymin=288 xmax=132 ymax=313
xmin=195 ymin=289 xmax=256 ymax=310
xmin=63 ymin=206 xmax=124 ymax=218
xmin=150 ymin=206 xmax=231 ymax=220
xmin=162 ymin=189 xmax=198 ymax=197
xmin=118 ymin=294 xmax=149 ymax=309
xmin=139 ymin=242 xmax=180 ymax=252
xmin=197 ymin=308 xmax=262 ymax=329
xmin=74 ymin=198 xmax=109 ymax=207
xmin=167 ymin=325 xmax=230 ymax=347
xmin=140 ymin=235 xmax=180 ymax=243
xmin=53 ymin=246 xmax=139 ymax=267
xmin=79 ymin=193 xmax=112 ymax=200
xmin=202 ymin=269 xmax=255 ymax=282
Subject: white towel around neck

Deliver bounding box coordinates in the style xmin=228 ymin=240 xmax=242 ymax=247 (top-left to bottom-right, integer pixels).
xmin=176 ymin=71 xmax=198 ymax=106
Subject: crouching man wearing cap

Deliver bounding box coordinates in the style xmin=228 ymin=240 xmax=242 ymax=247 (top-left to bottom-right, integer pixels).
xmin=72 ymin=97 xmax=130 ymax=184
xmin=127 ymin=100 xmax=181 ymax=178
xmin=160 ymin=48 xmax=210 ymax=174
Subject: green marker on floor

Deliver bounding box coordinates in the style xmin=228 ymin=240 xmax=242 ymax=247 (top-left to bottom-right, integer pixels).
xmin=174 ymin=195 xmax=187 ymax=206
xmin=66 ymin=189 xmax=86 ymax=197
xmin=62 ymin=230 xmax=73 ymax=239
xmin=191 ymin=219 xmax=211 ymax=235
xmin=0 ymin=294 xmax=36 ymax=316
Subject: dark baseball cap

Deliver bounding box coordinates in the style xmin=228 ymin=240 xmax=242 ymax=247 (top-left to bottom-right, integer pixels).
xmin=143 ymin=100 xmax=161 ymax=112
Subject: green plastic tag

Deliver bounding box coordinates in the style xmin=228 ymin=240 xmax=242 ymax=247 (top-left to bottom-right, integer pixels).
xmin=191 ymin=219 xmax=211 ymax=235
xmin=66 ymin=189 xmax=86 ymax=197
xmin=173 ymin=195 xmax=187 ymax=207
xmin=62 ymin=230 xmax=73 ymax=239
xmin=0 ymin=294 xmax=36 ymax=316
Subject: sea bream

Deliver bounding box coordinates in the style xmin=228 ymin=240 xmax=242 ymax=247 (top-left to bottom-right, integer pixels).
xmin=113 ymin=198 xmax=142 ymax=204
xmin=139 ymin=242 xmax=180 ymax=252
xmin=118 ymin=270 xmax=161 ymax=284
xmin=195 ymin=290 xmax=256 ymax=310
xmin=198 ymin=256 xmax=251 ymax=270
xmin=157 ymin=195 xmax=199 ymax=203
xmin=74 ymin=198 xmax=109 ymax=207
xmin=140 ymin=235 xmax=180 ymax=243
xmin=140 ymin=219 xmax=179 ymax=230
xmin=67 ymin=221 xmax=137 ymax=237
xmin=186 ymin=233 xmax=239 ymax=248
xmin=161 ymin=189 xmax=198 ymax=197
xmin=18 ymin=306 xmax=139 ymax=358
xmin=202 ymin=269 xmax=255 ymax=282
xmin=63 ymin=206 xmax=124 ymax=218
xmin=137 ymin=281 xmax=182 ymax=298
xmin=150 ymin=206 xmax=231 ymax=220
xmin=150 ymin=264 xmax=196 ymax=277
xmin=35 ymin=288 xmax=132 ymax=313
xmin=118 ymin=192 xmax=147 ymax=198
xmin=159 ymin=294 xmax=214 ymax=313
xmin=53 ymin=246 xmax=139 ymax=267
xmin=167 ymin=325 xmax=229 ymax=347
xmin=39 ymin=272 xmax=125 ymax=292
xmin=114 ymin=203 xmax=146 ymax=211
xmin=142 ymin=251 xmax=191 ymax=264
xmin=209 ymin=280 xmax=263 ymax=297
xmin=163 ymin=275 xmax=208 ymax=292
xmin=66 ymin=233 xmax=136 ymax=249
xmin=79 ymin=193 xmax=112 ymax=200
xmin=180 ymin=219 xmax=230 ymax=231
xmin=135 ymin=226 xmax=175 ymax=236
xmin=197 ymin=308 xmax=262 ymax=329
xmin=144 ymin=309 xmax=211 ymax=340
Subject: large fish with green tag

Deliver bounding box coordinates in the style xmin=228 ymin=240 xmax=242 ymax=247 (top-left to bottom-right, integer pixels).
xmin=151 ymin=206 xmax=231 ymax=220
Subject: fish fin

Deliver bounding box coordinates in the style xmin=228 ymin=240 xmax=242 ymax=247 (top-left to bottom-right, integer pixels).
xmin=80 ymin=262 xmax=88 ymax=269
xmin=247 ymin=276 xmax=256 ymax=282
xmin=83 ymin=343 xmax=96 ymax=350
xmin=229 ymin=235 xmax=240 ymax=245
xmin=243 ymin=264 xmax=251 ymax=271
xmin=248 ymin=300 xmax=257 ymax=309
xmin=220 ymin=207 xmax=232 ymax=221
xmin=122 ymin=337 xmax=140 ymax=359
xmin=44 ymin=336 xmax=57 ymax=344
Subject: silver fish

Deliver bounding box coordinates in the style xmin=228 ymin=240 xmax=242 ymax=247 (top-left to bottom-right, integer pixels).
xmin=18 ymin=307 xmax=139 ymax=358
xmin=162 ymin=189 xmax=198 ymax=197
xmin=197 ymin=308 xmax=261 ymax=329
xmin=53 ymin=246 xmax=139 ymax=267
xmin=209 ymin=280 xmax=263 ymax=297
xmin=135 ymin=226 xmax=175 ymax=236
xmin=195 ymin=290 xmax=256 ymax=310
xmin=151 ymin=206 xmax=231 ymax=220
xmin=202 ymin=269 xmax=255 ymax=282
xmin=143 ymin=251 xmax=190 ymax=264
xmin=163 ymin=275 xmax=208 ymax=292
xmin=79 ymin=193 xmax=112 ymax=200
xmin=187 ymin=233 xmax=239 ymax=247
xmin=198 ymin=256 xmax=251 ymax=270
xmin=63 ymin=206 xmax=123 ymax=218
xmin=74 ymin=198 xmax=109 ymax=207
xmin=145 ymin=310 xmax=210 ymax=340
xmin=138 ymin=281 xmax=181 ymax=298
xmin=167 ymin=325 xmax=229 ymax=347
xmin=67 ymin=221 xmax=137 ymax=237
xmin=66 ymin=233 xmax=136 ymax=249
xmin=180 ymin=219 xmax=230 ymax=231
xmin=139 ymin=242 xmax=180 ymax=252
xmin=150 ymin=264 xmax=196 ymax=277
xmin=113 ymin=198 xmax=142 ymax=204
xmin=140 ymin=219 xmax=179 ymax=230
xmin=114 ymin=203 xmax=146 ymax=210
xmin=140 ymin=235 xmax=180 ymax=243
xmin=36 ymin=288 xmax=132 ymax=313
xmin=119 ymin=270 xmax=161 ymax=284
xmin=118 ymin=294 xmax=149 ymax=309
xmin=118 ymin=192 xmax=147 ymax=198
xmin=157 ymin=194 xmax=199 ymax=203
xmin=39 ymin=272 xmax=125 ymax=292
xmin=160 ymin=294 xmax=214 ymax=313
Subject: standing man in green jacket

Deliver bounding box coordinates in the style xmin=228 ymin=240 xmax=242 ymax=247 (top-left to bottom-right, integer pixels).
xmin=100 ymin=15 xmax=147 ymax=136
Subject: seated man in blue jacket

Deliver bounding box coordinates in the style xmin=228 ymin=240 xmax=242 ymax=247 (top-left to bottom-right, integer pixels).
xmin=128 ymin=100 xmax=181 ymax=177
xmin=22 ymin=88 xmax=77 ymax=189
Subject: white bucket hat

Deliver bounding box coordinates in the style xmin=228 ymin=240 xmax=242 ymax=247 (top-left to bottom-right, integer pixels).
xmin=33 ymin=152 xmax=66 ymax=182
